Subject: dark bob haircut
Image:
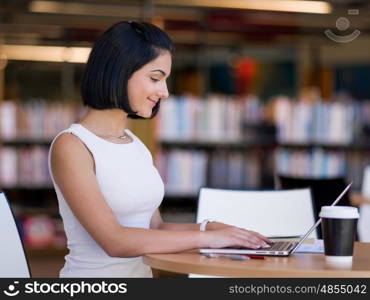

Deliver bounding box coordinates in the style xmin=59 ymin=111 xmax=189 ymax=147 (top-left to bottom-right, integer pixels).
xmin=81 ymin=21 xmax=175 ymax=119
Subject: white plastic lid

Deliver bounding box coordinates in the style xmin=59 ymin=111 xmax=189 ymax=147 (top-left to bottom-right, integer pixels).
xmin=319 ymin=206 xmax=359 ymax=219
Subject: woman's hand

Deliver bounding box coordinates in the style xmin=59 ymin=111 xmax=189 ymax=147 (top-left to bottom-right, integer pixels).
xmin=202 ymin=226 xmax=272 ymax=249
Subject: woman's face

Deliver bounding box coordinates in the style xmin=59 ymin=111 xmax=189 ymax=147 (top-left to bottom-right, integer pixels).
xmin=127 ymin=51 xmax=172 ymax=118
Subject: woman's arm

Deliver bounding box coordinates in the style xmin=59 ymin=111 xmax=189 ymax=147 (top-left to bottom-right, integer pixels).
xmin=150 ymin=209 xmax=231 ymax=231
xmin=51 ymin=133 xmax=270 ymax=258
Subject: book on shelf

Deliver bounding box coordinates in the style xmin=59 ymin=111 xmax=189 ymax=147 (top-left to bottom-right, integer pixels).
xmin=274 ymin=97 xmax=357 ymax=145
xmin=208 ymin=151 xmax=259 ymax=189
xmin=157 ymin=149 xmax=263 ymax=195
xmin=0 ymin=100 xmax=82 ymax=140
xmin=0 ymin=101 xmax=17 ymax=139
xmin=20 ymin=215 xmax=66 ymax=250
xmin=0 ymin=100 xmax=83 ymax=189
xmin=158 ymin=149 xmax=208 ymax=195
xmin=275 ymin=148 xmax=347 ymax=178
xmin=157 ymin=94 xmax=264 ymax=143
xmin=0 ymin=147 xmax=18 ymax=187
xmin=0 ymin=146 xmax=52 ymax=188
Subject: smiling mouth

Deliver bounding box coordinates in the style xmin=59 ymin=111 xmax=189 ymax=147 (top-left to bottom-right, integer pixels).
xmin=148 ymin=98 xmax=157 ymax=105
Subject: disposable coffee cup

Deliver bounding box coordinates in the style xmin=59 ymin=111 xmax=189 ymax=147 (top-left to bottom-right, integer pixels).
xmin=319 ymin=206 xmax=359 ymax=263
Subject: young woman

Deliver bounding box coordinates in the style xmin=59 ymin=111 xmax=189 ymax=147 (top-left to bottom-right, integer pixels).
xmin=49 ymin=21 xmax=271 ymax=278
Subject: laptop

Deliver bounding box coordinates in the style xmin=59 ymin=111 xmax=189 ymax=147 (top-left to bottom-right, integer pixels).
xmin=199 ymin=182 xmax=352 ymax=257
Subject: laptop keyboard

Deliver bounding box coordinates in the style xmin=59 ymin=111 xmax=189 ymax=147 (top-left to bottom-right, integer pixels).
xmin=232 ymin=241 xmax=297 ymax=252
xmin=264 ymin=241 xmax=293 ymax=251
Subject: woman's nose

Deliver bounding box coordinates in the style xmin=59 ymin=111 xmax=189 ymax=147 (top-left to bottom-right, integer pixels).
xmin=159 ymin=82 xmax=169 ymax=99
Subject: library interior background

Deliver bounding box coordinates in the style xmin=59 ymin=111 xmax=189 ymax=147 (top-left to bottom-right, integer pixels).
xmin=1 ymin=0 xmax=370 ymax=277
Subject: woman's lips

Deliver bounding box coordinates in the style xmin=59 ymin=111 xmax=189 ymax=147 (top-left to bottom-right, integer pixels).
xmin=148 ymin=98 xmax=157 ymax=105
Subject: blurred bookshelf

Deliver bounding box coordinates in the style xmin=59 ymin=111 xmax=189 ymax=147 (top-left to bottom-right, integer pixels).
xmin=155 ymin=95 xmax=277 ymax=204
xmin=2 ymin=94 xmax=370 ymax=255
xmin=156 ymin=94 xmax=370 ymax=205
xmin=273 ymin=97 xmax=370 ymax=190
xmin=0 ymin=100 xmax=83 ymax=255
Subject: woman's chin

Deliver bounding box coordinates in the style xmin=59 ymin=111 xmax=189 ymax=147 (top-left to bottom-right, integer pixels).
xmin=136 ymin=110 xmax=152 ymax=118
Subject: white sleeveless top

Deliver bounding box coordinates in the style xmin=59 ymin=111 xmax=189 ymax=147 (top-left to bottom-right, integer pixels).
xmin=48 ymin=123 xmax=164 ymax=277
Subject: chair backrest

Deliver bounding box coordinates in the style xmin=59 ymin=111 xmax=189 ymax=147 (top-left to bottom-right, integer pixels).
xmin=0 ymin=192 xmax=31 ymax=278
xmin=196 ymin=187 xmax=318 ymax=238
xmin=276 ymin=175 xmax=351 ymax=239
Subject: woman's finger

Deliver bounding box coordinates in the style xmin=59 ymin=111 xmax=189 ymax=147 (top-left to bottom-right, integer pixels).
xmin=237 ymin=228 xmax=270 ymax=245
xmin=248 ymin=230 xmax=273 ymax=243
xmin=234 ymin=229 xmax=266 ymax=248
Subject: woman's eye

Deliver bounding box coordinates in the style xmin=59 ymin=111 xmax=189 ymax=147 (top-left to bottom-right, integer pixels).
xmin=150 ymin=78 xmax=159 ymax=82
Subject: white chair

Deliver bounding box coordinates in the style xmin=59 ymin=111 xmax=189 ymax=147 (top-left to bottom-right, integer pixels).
xmin=196 ymin=187 xmax=318 ymax=238
xmin=0 ymin=192 xmax=31 ymax=277
xmin=189 ymin=187 xmax=317 ymax=277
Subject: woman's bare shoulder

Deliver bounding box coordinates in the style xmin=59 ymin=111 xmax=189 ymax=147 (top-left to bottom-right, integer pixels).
xmin=52 ymin=132 xmax=85 ymax=154
xmin=51 ymin=132 xmax=94 ymax=171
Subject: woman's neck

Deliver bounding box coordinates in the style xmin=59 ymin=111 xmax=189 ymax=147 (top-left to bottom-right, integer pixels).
xmin=78 ymin=108 xmax=129 ymax=137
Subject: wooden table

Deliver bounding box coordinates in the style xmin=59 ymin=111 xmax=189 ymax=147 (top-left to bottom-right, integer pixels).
xmin=144 ymin=242 xmax=370 ymax=277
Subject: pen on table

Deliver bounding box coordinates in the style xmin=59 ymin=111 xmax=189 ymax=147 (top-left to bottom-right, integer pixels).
xmin=202 ymin=253 xmax=264 ymax=260
xmin=246 ymin=255 xmax=265 ymax=260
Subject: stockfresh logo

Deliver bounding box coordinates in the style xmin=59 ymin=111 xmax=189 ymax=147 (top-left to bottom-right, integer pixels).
xmin=3 ymin=281 xmax=20 ymax=297
xmin=325 ymin=9 xmax=361 ymax=43
xmin=3 ymin=280 xmax=127 ymax=297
